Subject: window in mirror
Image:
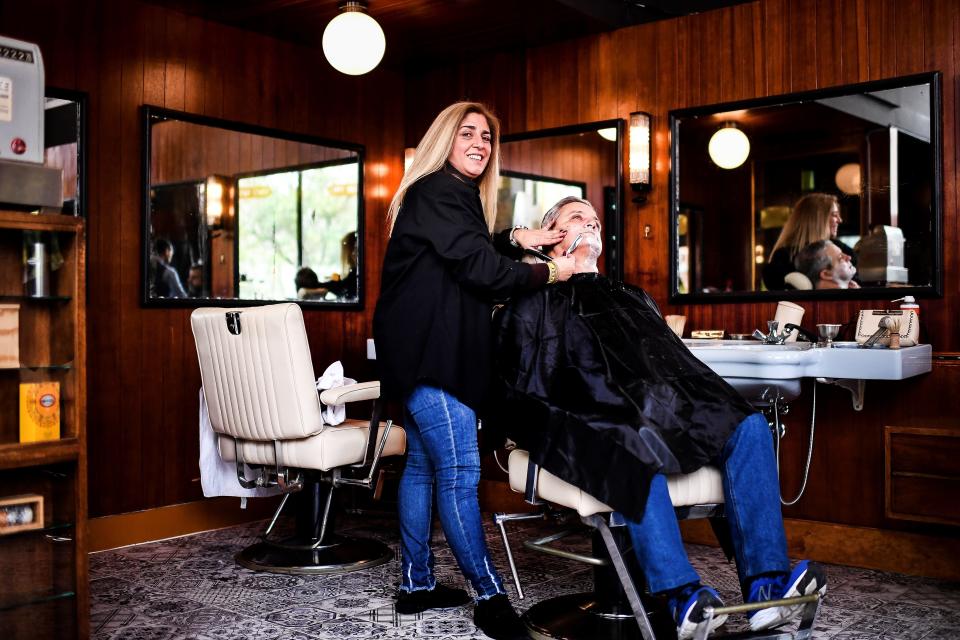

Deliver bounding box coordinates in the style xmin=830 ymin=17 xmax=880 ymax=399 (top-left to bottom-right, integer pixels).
xmin=669 ymin=72 xmax=941 ymax=302
xmin=500 ymin=121 xmax=623 ymax=279
xmin=141 ymin=106 xmax=364 ymax=308
xmin=496 ymin=171 xmax=586 ymax=232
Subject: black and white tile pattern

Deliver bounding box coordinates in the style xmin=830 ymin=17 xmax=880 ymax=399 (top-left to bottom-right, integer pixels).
xmin=90 ymin=513 xmax=960 ymax=639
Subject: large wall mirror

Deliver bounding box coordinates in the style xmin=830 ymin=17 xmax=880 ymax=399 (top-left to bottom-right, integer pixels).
xmin=499 ymin=120 xmax=624 ymax=280
xmin=669 ymin=72 xmax=941 ymax=303
xmin=141 ymin=106 xmax=364 ymax=308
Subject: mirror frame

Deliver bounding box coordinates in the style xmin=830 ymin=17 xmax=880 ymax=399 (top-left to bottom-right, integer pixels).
xmin=668 ymin=71 xmax=943 ymax=304
xmin=140 ymin=105 xmax=365 ymax=309
xmin=45 ymin=86 xmax=87 ymax=218
xmin=501 ymin=119 xmax=625 ymax=282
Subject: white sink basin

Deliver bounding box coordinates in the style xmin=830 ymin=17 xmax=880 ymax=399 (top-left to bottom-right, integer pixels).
xmin=683 ymin=339 xmax=932 ymax=405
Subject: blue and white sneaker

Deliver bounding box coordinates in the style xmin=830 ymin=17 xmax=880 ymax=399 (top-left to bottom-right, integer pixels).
xmin=748 ymin=560 xmax=827 ymax=631
xmin=668 ymin=584 xmax=728 ymax=640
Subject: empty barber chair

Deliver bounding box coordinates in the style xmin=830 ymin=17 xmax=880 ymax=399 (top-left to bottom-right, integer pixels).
xmin=191 ymin=303 xmax=406 ymax=574
xmin=494 ymin=450 xmax=821 ymax=640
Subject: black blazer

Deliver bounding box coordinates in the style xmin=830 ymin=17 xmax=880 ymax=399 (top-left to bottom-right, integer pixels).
xmin=373 ymin=166 xmax=545 ymax=411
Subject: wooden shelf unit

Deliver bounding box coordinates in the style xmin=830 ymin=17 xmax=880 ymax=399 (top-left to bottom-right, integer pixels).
xmin=0 ymin=210 xmax=87 ymax=639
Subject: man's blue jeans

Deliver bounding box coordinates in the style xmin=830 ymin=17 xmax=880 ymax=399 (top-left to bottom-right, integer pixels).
xmin=625 ymin=412 xmax=789 ymax=594
xmin=397 ymin=384 xmax=505 ymax=599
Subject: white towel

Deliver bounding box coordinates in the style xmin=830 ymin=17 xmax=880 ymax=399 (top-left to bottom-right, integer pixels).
xmin=315 ymin=360 xmax=356 ymax=425
xmin=198 ymin=389 xmax=280 ymax=499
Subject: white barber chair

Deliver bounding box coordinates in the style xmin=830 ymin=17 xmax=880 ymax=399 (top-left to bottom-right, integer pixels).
xmin=191 ymin=303 xmax=406 ymax=574
xmin=494 ymin=450 xmax=822 ymax=640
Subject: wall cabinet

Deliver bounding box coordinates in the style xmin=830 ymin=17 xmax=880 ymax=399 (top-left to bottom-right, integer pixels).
xmin=0 ymin=210 xmax=87 ymax=639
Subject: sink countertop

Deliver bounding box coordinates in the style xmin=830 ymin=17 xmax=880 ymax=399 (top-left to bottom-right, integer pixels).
xmin=683 ymin=340 xmax=932 ymax=381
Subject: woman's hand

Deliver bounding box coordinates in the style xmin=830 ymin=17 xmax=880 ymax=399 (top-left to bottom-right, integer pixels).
xmin=513 ymin=227 xmax=565 ymax=250
xmin=848 ymin=281 xmax=861 ymax=289
xmin=553 ymin=255 xmax=577 ymax=281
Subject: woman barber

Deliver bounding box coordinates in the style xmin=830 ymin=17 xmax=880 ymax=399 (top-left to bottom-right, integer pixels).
xmin=762 ymin=192 xmax=855 ymax=290
xmin=373 ymin=102 xmax=575 ymax=640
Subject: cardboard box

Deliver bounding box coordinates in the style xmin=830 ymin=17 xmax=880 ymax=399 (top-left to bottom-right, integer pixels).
xmin=0 ymin=303 xmax=19 ymax=368
xmin=0 ymin=494 xmax=44 ymax=535
xmin=19 ymin=382 xmax=60 ymax=443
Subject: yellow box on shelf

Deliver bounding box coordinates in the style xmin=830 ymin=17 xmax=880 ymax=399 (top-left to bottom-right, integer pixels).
xmin=19 ymin=382 xmax=60 ymax=443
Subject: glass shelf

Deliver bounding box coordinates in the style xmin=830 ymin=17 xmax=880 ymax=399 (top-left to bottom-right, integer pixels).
xmin=0 ymin=363 xmax=74 ymax=372
xmin=0 ymin=590 xmax=76 ymax=613
xmin=0 ymin=521 xmax=74 ymax=541
xmin=0 ymin=294 xmax=71 ymax=304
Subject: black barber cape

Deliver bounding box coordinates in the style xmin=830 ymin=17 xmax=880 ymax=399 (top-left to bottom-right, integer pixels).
xmin=491 ymin=273 xmax=753 ymax=520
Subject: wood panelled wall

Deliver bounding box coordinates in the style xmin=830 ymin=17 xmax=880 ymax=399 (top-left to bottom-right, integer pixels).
xmin=406 ymin=0 xmax=960 ymax=537
xmin=406 ymin=0 xmax=958 ymax=353
xmin=3 ymin=0 xmax=959 ymax=537
xmin=2 ymin=0 xmax=405 ymax=517
xmin=150 ymin=121 xmax=355 ymax=184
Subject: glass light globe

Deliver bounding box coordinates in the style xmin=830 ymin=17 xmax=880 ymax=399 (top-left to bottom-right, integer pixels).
xmin=708 ymin=125 xmax=750 ymax=169
xmin=322 ymin=9 xmax=386 ymax=76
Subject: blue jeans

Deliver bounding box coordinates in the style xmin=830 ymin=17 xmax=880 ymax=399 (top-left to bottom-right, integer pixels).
xmin=397 ymin=384 xmax=505 ymax=599
xmin=625 ymin=412 xmax=789 ymax=594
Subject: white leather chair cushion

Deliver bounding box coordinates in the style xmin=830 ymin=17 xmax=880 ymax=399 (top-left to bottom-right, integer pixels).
xmin=192 ymin=304 xmax=325 ymax=442
xmin=507 ymin=449 xmax=724 ymax=517
xmin=218 ymin=420 xmax=406 ymax=472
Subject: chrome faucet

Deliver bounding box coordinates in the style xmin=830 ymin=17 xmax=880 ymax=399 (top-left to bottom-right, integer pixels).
xmin=753 ymin=320 xmax=792 ymax=344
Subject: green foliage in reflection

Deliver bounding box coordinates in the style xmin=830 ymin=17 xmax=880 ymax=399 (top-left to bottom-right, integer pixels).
xmin=238 ymin=162 xmax=358 ymax=300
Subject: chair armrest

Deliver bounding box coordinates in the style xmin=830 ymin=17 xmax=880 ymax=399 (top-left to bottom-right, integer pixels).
xmin=319 ymin=380 xmax=380 ymax=405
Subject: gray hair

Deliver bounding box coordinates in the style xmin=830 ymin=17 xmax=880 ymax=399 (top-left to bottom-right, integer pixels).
xmin=540 ymin=196 xmax=595 ymax=230
xmin=793 ymin=240 xmax=832 ymax=285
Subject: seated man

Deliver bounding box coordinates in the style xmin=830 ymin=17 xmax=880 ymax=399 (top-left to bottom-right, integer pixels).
xmin=794 ymin=240 xmax=860 ymax=290
xmin=491 ymin=196 xmax=826 ymax=640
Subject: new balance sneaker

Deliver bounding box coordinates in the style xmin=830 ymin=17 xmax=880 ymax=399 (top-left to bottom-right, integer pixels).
xmin=667 ymin=584 xmax=728 ymax=640
xmin=748 ymin=560 xmax=827 ymax=631
xmin=395 ymin=582 xmax=471 ymax=614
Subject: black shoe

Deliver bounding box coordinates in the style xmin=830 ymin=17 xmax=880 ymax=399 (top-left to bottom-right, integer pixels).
xmin=473 ymin=594 xmax=529 ymax=640
xmin=395 ymin=582 xmax=471 ymax=614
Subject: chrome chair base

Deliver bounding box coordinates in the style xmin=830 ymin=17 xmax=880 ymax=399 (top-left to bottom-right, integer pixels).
xmin=236 ymin=535 xmax=393 ymax=575
xmin=524 ymin=592 xmax=671 ymax=640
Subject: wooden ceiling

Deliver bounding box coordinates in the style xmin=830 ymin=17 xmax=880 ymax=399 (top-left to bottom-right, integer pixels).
xmin=145 ymin=0 xmax=751 ymax=71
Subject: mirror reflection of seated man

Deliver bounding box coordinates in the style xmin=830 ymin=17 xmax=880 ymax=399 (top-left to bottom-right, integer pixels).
xmin=150 ymin=237 xmax=188 ymax=298
xmin=492 ymin=196 xmax=827 ymax=640
xmin=295 ymin=231 xmax=359 ymax=301
xmin=187 ymin=263 xmax=205 ymax=298
xmin=763 ymin=193 xmax=855 ymax=290
xmin=793 ymin=240 xmax=860 ymax=290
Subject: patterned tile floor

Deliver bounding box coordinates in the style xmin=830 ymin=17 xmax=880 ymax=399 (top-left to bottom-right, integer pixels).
xmin=90 ymin=512 xmax=960 ymax=639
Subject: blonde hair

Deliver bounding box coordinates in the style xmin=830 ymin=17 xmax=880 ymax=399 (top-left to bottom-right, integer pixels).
xmin=387 ymin=102 xmax=501 ymax=235
xmin=772 ymin=193 xmax=839 ymax=259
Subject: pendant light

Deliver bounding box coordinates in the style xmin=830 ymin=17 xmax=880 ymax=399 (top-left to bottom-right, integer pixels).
xmin=322 ymin=2 xmax=386 ymax=76
xmin=708 ymin=123 xmax=750 ymax=169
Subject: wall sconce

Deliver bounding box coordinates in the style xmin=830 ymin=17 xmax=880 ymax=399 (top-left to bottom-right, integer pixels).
xmin=629 ymin=111 xmax=652 ymax=203
xmin=322 ymin=1 xmax=386 ymax=76
xmin=205 ymin=175 xmax=234 ymax=231
xmin=708 ymin=123 xmax=750 ymax=169
xmin=404 ymin=147 xmax=416 ymax=173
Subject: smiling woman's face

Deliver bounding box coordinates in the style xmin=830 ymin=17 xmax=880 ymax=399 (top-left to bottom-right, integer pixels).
xmin=447 ymin=112 xmax=491 ymax=179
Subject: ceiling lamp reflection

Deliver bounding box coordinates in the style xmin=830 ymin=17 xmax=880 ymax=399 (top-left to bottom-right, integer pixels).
xmin=322 ymin=1 xmax=386 ymax=76
xmin=835 ymin=162 xmax=861 ymax=195
xmin=708 ymin=123 xmax=750 ymax=169
xmin=597 ymin=128 xmax=617 ymax=142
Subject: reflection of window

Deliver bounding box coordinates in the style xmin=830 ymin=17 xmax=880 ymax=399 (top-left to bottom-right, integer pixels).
xmin=496 ymin=171 xmax=586 ymax=233
xmin=237 ymin=161 xmax=358 ymax=301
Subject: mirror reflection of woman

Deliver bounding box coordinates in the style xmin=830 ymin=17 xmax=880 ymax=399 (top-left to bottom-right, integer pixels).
xmin=762 ymin=193 xmax=855 ymax=290
xmin=373 ymin=102 xmax=574 ymax=640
